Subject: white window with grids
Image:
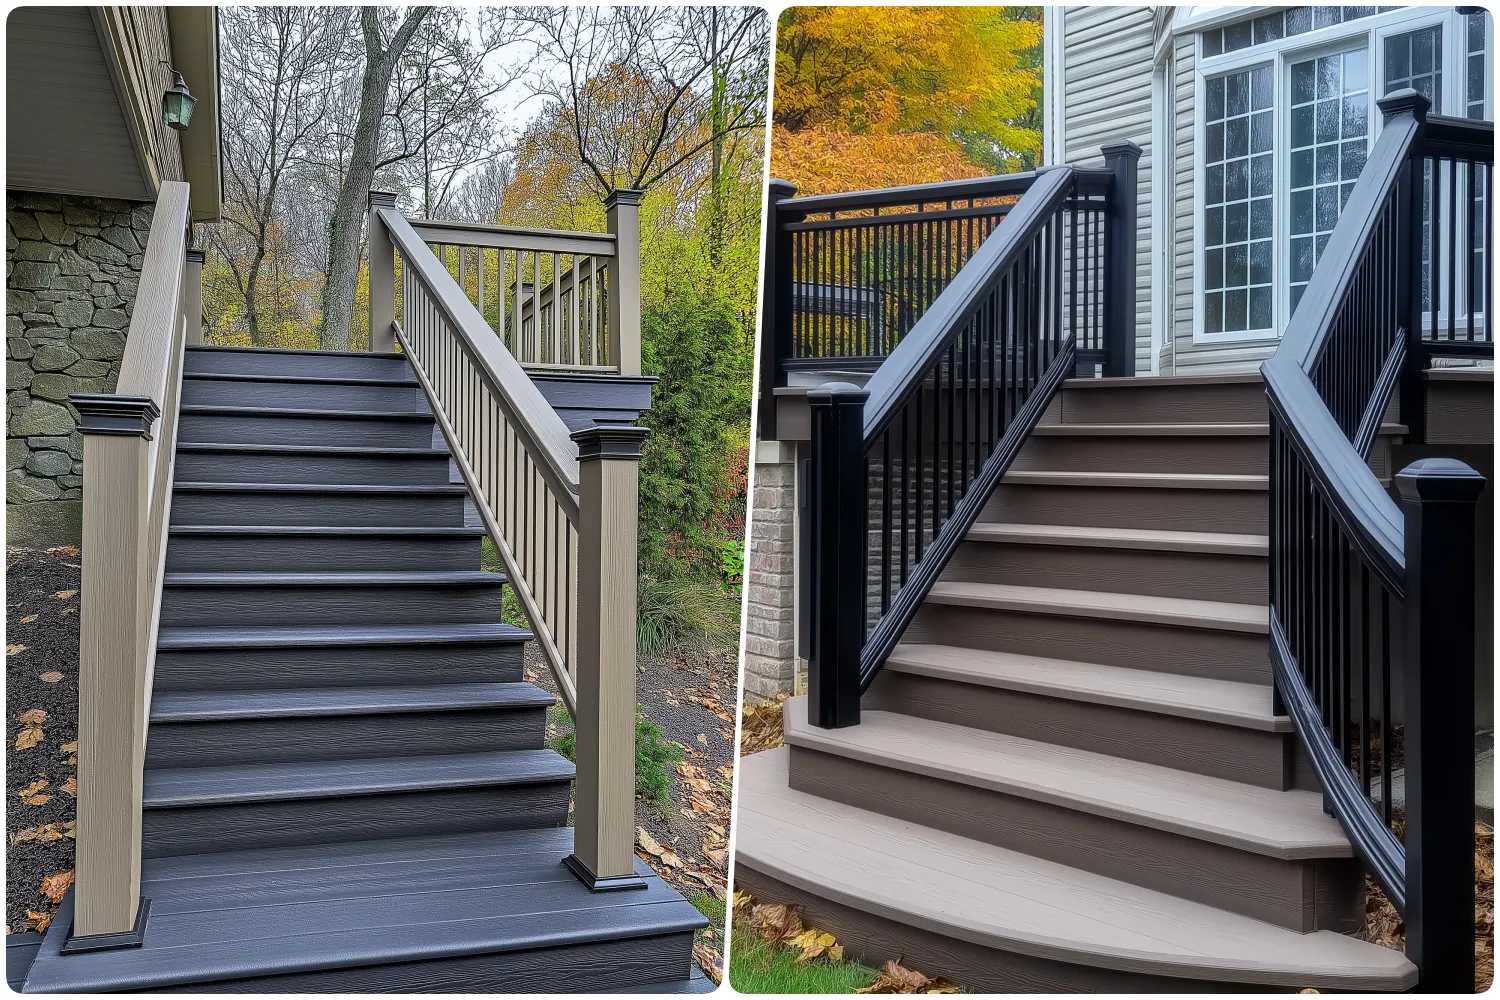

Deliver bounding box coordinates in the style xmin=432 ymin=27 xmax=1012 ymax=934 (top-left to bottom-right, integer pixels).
xmin=1192 ymin=6 xmax=1491 ymax=344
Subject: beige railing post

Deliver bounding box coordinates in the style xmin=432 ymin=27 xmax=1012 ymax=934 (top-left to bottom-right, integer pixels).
xmin=368 ymin=191 xmax=399 ymax=353
xmin=604 ymin=189 xmax=642 ymax=376
xmin=182 ymin=248 xmax=204 ymax=346
xmin=69 ymin=394 xmax=159 ymax=943
xmin=564 ymin=422 xmax=650 ymax=891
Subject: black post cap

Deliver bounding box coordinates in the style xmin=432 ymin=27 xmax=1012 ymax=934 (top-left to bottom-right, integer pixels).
xmin=1378 ymin=88 xmax=1432 ymax=124
xmin=184 ymin=248 xmax=206 ymax=265
xmin=367 ymin=190 xmax=399 ymax=208
xmin=604 ymin=188 xmax=643 ymax=209
xmin=572 ymin=421 xmax=649 ymax=461
xmin=71 ymin=393 xmax=160 ymax=439
xmin=769 ymin=178 xmax=798 ymax=199
xmin=1100 ymin=139 xmax=1144 ymax=161
xmin=1395 ymin=457 xmax=1487 ymax=503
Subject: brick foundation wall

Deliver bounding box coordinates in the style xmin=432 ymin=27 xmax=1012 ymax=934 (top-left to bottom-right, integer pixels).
xmin=742 ymin=441 xmax=800 ymax=702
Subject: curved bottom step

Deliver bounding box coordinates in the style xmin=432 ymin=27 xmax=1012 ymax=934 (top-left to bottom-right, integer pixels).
xmin=21 ymin=829 xmax=706 ymax=993
xmin=734 ymin=748 xmax=1414 ymax=993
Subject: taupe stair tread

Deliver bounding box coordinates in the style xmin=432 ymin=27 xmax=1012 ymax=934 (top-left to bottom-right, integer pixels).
xmin=1002 ymin=469 xmax=1268 ymax=490
xmin=964 ymin=522 xmax=1268 ymax=556
xmin=885 ymin=644 xmax=1289 ymax=731
xmin=737 ymin=749 xmax=1414 ymax=990
xmin=925 ymin=581 xmax=1269 ymax=633
xmin=1063 ymin=373 xmax=1264 ymax=388
xmin=783 ymin=700 xmax=1338 ymax=857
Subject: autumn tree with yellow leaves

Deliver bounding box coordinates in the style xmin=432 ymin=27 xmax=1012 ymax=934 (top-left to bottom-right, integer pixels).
xmin=771 ymin=6 xmax=1043 ymax=196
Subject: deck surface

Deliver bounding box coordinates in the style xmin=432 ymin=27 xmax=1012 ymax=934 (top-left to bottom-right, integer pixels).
xmin=23 ymin=829 xmax=704 ymax=993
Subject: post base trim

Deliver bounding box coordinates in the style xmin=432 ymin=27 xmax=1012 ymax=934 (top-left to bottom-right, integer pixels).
xmin=60 ymin=897 xmax=150 ymax=954
xmin=562 ymin=854 xmax=649 ymax=892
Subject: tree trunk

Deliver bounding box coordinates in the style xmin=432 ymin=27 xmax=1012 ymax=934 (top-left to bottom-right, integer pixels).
xmin=320 ymin=7 xmax=428 ymax=351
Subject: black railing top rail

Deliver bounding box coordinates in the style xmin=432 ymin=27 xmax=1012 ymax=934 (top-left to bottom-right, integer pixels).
xmin=1262 ymin=95 xmax=1422 ymax=591
xmin=778 ymin=171 xmax=1040 ymax=219
xmin=861 ymin=167 xmax=1081 ymax=442
xmin=1422 ymin=111 xmax=1495 ymax=162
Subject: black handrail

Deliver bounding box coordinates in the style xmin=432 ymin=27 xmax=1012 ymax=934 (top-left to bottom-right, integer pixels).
xmin=1262 ymin=89 xmax=1491 ymax=993
xmin=799 ymin=141 xmax=1141 ymax=728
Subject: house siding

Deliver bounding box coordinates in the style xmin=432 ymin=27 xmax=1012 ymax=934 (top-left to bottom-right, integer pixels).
xmin=1061 ymin=6 xmax=1155 ymax=374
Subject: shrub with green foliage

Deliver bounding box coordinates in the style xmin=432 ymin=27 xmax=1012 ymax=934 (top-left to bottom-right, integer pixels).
xmin=552 ymin=705 xmax=683 ymax=806
xmin=637 ymin=574 xmax=741 ymax=657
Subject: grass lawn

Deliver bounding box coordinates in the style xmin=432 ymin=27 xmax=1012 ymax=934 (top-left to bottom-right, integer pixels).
xmin=728 ymin=922 xmax=879 ymax=994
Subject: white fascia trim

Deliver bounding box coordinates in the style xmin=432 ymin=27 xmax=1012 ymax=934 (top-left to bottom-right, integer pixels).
xmin=1172 ymin=6 xmax=1285 ymax=36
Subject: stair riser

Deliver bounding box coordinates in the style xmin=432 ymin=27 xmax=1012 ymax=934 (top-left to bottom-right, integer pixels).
xmin=152 ymin=642 xmax=524 ymax=691
xmin=1013 ymin=434 xmax=1267 ymax=475
xmin=146 ymin=707 xmax=547 ymax=769
xmin=184 ymin=350 xmax=414 ymax=381
xmin=141 ymin=783 xmax=570 ymax=858
xmin=179 ymin=412 xmax=435 ymax=449
xmin=906 ymin=604 xmax=1270 ymax=684
xmin=159 ymin=582 xmax=506 ymax=627
xmin=163 ymin=932 xmax=698 ymax=993
xmin=164 ymin=534 xmax=480 ymax=573
xmin=942 ymin=540 xmax=1267 ymax=604
xmin=1054 ymin=383 xmax=1267 ymax=424
xmin=181 ymin=378 xmax=432 ymax=413
xmin=866 ymin=670 xmax=1289 ymax=789
xmin=984 ymin=482 xmax=1267 ymax=534
xmin=171 ymin=489 xmax=466 ymax=527
xmin=786 ymin=745 xmax=1365 ymax=934
xmin=174 ymin=450 xmax=453 ymax=487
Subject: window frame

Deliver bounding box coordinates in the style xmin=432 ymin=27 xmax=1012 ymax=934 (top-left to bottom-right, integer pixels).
xmin=1191 ymin=5 xmax=1477 ymax=346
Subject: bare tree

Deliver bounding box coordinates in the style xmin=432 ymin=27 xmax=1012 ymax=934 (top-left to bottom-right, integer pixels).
xmin=515 ymin=7 xmax=769 ymax=197
xmin=319 ymin=6 xmax=429 ymax=352
xmin=207 ymin=6 xmax=355 ymax=344
xmin=442 ymin=154 xmax=514 ymax=224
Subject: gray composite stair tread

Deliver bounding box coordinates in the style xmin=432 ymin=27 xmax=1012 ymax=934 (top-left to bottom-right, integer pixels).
xmin=737 ymin=748 xmax=1414 ymax=990
xmin=175 ymin=481 xmax=468 ymax=495
xmin=183 ymin=371 xmax=418 ymax=387
xmin=783 ymin=699 xmax=1341 ymax=859
xmin=1063 ymin=373 xmax=1265 ymax=388
xmin=186 ymin=345 xmax=407 ymax=359
xmin=1033 ymin=422 xmax=1270 ymax=436
xmin=162 ymin=570 xmax=504 ymax=587
xmin=885 ymin=643 xmax=1289 ymax=732
xmin=925 ymin=581 xmax=1270 ymax=634
xmin=157 ymin=622 xmax=531 ymax=649
xmin=143 ymin=749 xmax=574 ymax=808
xmin=175 ymin=442 xmax=449 ymax=457
xmin=1002 ymin=469 xmax=1268 ymax=490
xmin=964 ymin=522 xmax=1268 ymax=556
xmin=180 ymin=403 xmax=434 ymax=419
xmin=21 ymin=829 xmax=703 ymax=993
xmin=152 ymin=682 xmax=555 ymax=722
xmin=169 ymin=524 xmax=485 ymax=537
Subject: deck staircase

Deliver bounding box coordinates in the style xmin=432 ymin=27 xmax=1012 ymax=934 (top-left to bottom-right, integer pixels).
xmin=21 ymin=345 xmax=708 ymax=993
xmin=737 ymin=373 xmax=1420 ymax=991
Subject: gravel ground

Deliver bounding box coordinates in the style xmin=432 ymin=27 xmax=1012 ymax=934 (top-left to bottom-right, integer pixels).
xmin=5 ymin=547 xmax=82 ymax=935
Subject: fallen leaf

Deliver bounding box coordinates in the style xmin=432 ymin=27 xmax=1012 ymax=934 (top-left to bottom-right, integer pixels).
xmin=636 ymin=826 xmax=666 ymax=857
xmin=39 ymin=672 xmax=63 ymax=684
xmin=830 ymin=944 xmax=845 ymax=962
xmin=60 ymin=742 xmax=77 ymax=754
xmin=696 ymin=733 xmax=708 ymax=745
xmin=61 ymin=777 xmax=76 ymax=797
xmin=18 ymin=709 xmax=46 ymax=725
xmin=54 ymin=590 xmax=76 ymax=600
xmin=40 ymin=870 xmax=74 ymax=903
xmin=45 ymin=546 xmax=78 ymax=557
xmin=61 ymin=607 xmax=76 ymax=616
xmin=25 ymin=911 xmax=51 ymax=933
xmin=659 ymin=850 xmax=685 ymax=868
xmin=749 ymin=902 xmax=803 ymax=945
xmin=11 ymin=821 xmax=75 ymax=845
xmin=14 ymin=728 xmax=43 ymax=750
xmin=17 ymin=779 xmax=48 ymax=802
xmin=693 ymin=942 xmax=723 ymax=985
xmin=788 ymin=927 xmax=840 ymax=963
xmin=19 ymin=615 xmax=36 ymax=624
xmin=6 ymin=645 xmax=25 ymax=656
xmin=856 ymin=960 xmax=960 ymax=994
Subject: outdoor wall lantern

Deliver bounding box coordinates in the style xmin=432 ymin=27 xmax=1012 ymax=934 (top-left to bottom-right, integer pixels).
xmin=162 ymin=71 xmax=197 ymax=131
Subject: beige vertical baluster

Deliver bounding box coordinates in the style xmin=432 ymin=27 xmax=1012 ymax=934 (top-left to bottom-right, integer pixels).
xmin=566 ymin=422 xmax=650 ymax=890
xmin=367 ymin=191 xmax=398 ymax=352
xmin=605 ymin=190 xmax=642 ymax=375
xmin=182 ymin=248 xmax=204 ymax=346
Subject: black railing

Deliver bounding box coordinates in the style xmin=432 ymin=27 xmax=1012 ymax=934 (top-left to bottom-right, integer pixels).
xmin=797 ymin=143 xmax=1140 ymax=728
xmin=1263 ymin=90 xmax=1491 ymax=993
xmin=759 ymin=144 xmax=1138 ymax=440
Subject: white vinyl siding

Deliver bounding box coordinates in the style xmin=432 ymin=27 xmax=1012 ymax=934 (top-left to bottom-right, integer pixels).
xmin=1061 ymin=6 xmax=1155 ymax=373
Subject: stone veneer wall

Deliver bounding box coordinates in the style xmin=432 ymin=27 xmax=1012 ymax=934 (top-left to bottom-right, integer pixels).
xmin=7 ymin=191 xmax=154 ymax=545
xmin=742 ymin=440 xmax=801 ymax=702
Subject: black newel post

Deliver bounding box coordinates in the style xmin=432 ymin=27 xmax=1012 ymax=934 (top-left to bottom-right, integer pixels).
xmin=1382 ymin=89 xmax=1431 ymax=444
xmin=807 ymin=382 xmax=867 ymax=729
xmin=1396 ymin=457 xmax=1485 ymax=992
xmin=758 ymin=179 xmax=798 ymax=442
xmin=1101 ymin=140 xmax=1141 ymax=378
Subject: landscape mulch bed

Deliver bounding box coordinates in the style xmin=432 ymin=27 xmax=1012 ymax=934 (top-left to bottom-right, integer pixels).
xmin=5 ymin=546 xmax=83 ymax=936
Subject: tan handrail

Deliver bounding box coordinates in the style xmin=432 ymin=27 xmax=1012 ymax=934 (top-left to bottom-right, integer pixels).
xmin=69 ymin=179 xmax=193 ymax=940
xmin=371 ymin=191 xmax=648 ymax=890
